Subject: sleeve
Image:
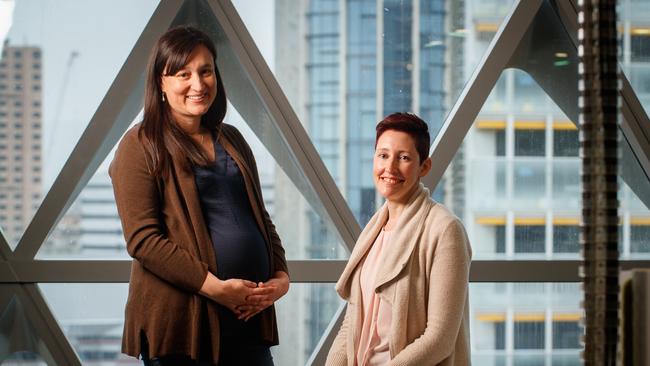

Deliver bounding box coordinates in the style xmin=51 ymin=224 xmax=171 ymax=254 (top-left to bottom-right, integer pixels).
xmin=325 ymin=303 xmax=352 ymax=366
xmin=389 ymin=218 xmax=472 ymax=366
xmin=228 ymin=125 xmax=289 ymax=275
xmin=109 ymin=131 xmax=208 ymax=292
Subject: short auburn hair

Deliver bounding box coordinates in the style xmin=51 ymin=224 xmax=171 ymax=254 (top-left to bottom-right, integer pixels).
xmin=375 ymin=112 xmax=431 ymax=164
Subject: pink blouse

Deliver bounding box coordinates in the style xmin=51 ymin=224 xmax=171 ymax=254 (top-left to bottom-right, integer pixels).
xmin=356 ymin=229 xmax=392 ymax=366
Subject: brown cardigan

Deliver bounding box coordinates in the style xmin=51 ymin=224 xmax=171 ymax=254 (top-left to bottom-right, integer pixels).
xmin=109 ymin=123 xmax=288 ymax=364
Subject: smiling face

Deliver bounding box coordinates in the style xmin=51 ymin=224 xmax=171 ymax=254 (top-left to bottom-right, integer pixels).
xmin=373 ymin=130 xmax=432 ymax=204
xmin=161 ymin=45 xmax=217 ymax=126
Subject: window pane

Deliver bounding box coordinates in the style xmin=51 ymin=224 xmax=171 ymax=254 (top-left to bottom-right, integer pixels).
xmin=0 ymin=0 xmax=158 ymax=249
xmin=3 ymin=352 xmax=47 ymax=366
xmin=514 ymin=130 xmax=545 ymax=157
xmin=38 ymin=282 xmax=339 ymax=366
xmin=514 ymin=225 xmax=545 ymax=253
xmin=471 ymin=283 xmax=582 ymax=364
xmin=272 ymin=0 xmax=516 ymax=227
xmin=553 ymin=130 xmax=579 ymax=157
xmin=553 ymin=321 xmax=580 ymax=349
xmin=514 ymin=321 xmax=545 ymax=349
xmin=553 ymin=225 xmax=580 ymax=253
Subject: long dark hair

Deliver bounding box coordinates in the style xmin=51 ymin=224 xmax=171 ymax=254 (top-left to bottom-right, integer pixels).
xmin=140 ymin=26 xmax=227 ymax=177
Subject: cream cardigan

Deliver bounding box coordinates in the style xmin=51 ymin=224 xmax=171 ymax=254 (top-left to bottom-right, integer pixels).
xmin=326 ymin=184 xmax=472 ymax=366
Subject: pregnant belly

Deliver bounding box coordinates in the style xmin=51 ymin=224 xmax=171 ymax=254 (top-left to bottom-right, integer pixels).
xmin=210 ymin=228 xmax=270 ymax=283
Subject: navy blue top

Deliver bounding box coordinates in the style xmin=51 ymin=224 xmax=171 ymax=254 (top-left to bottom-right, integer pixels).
xmin=193 ymin=136 xmax=271 ymax=342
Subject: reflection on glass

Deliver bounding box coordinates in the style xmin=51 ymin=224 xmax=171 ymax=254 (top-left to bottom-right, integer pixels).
xmin=38 ymin=283 xmax=136 ymax=365
xmin=3 ymin=352 xmax=47 ymax=366
xmin=470 ymin=283 xmax=582 ymax=365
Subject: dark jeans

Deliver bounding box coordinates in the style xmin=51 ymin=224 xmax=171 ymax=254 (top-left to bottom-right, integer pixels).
xmin=218 ymin=338 xmax=274 ymax=366
xmin=140 ymin=337 xmax=273 ymax=366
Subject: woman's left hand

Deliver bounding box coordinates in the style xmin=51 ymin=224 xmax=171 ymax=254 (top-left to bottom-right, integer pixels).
xmin=237 ymin=271 xmax=289 ymax=321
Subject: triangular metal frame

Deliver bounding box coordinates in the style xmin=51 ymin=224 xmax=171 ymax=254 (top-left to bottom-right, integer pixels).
xmin=2 ymin=0 xmax=650 ymax=365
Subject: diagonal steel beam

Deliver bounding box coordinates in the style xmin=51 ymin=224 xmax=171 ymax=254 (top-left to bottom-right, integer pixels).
xmin=422 ymin=0 xmax=543 ymax=190
xmin=13 ymin=0 xmax=185 ymax=260
xmin=13 ymin=284 xmax=82 ymax=365
xmin=306 ymin=301 xmax=347 ymax=366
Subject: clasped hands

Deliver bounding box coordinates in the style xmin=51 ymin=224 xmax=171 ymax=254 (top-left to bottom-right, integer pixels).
xmin=200 ymin=271 xmax=289 ymax=322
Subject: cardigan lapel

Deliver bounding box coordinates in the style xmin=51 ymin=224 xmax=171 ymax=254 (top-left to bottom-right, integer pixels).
xmin=335 ymin=207 xmax=388 ymax=300
xmin=170 ymin=154 xmax=216 ymax=272
xmin=336 ymin=184 xmax=435 ymax=298
xmin=374 ymin=187 xmax=431 ymax=290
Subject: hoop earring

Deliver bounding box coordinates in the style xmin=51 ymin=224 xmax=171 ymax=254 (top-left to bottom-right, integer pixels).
xmin=162 ymin=92 xmax=166 ymax=102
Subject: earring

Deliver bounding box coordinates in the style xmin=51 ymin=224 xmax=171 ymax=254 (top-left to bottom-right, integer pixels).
xmin=162 ymin=92 xmax=166 ymax=102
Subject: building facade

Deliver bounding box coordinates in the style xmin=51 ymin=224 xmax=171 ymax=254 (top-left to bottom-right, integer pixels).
xmin=0 ymin=43 xmax=42 ymax=249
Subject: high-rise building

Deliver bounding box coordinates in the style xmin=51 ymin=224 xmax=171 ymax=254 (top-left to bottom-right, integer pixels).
xmin=0 ymin=43 xmax=42 ymax=248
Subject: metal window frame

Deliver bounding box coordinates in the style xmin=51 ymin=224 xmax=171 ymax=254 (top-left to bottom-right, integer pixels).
xmin=2 ymin=0 xmax=650 ymax=365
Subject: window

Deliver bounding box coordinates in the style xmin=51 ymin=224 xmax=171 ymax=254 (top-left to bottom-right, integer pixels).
xmin=553 ymin=225 xmax=580 ymax=253
xmin=515 ymin=130 xmax=545 ymax=156
xmin=515 ymin=225 xmax=545 ymax=253
xmin=553 ymin=320 xmax=580 ymax=349
xmin=496 ymin=225 xmax=506 ymax=253
xmin=33 ymin=50 xmax=41 ymax=59
xmin=631 ymin=225 xmax=650 ymax=252
xmin=14 ymin=50 xmax=22 ymax=58
xmin=554 ymin=130 xmax=579 ymax=157
xmin=494 ymin=321 xmax=506 ymax=350
xmin=631 ymin=34 xmax=650 ymax=62
xmin=496 ymin=130 xmax=506 ymax=156
xmin=514 ymin=320 xmax=545 ymax=349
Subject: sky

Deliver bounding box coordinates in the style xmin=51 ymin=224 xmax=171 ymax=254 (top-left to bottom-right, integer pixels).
xmin=0 ymin=0 xmax=276 ymax=190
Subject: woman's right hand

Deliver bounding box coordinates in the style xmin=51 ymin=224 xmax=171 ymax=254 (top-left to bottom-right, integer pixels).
xmin=199 ymin=272 xmax=257 ymax=315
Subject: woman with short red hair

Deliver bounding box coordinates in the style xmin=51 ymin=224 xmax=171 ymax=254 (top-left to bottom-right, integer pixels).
xmin=326 ymin=113 xmax=472 ymax=365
